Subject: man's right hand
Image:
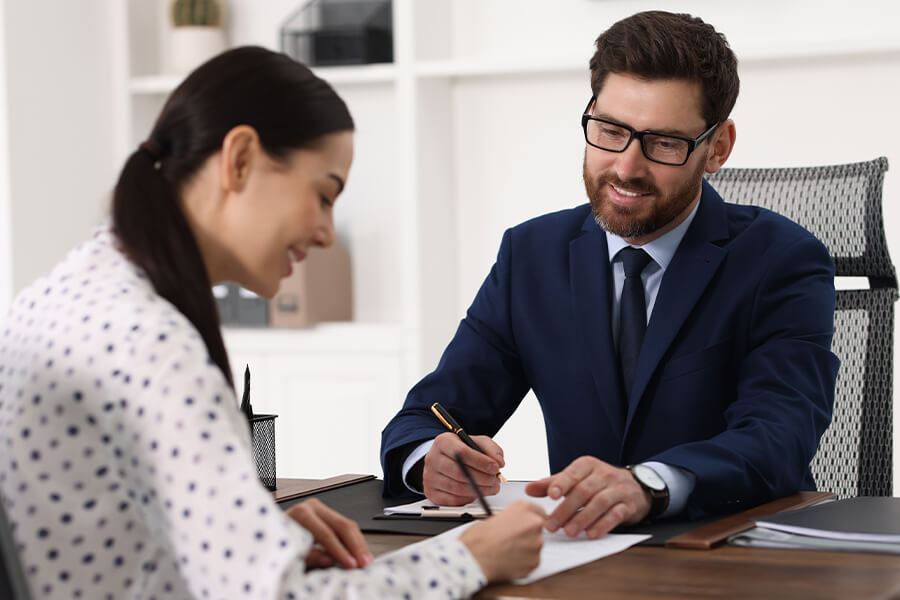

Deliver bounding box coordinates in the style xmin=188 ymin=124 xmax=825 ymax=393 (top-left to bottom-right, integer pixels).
xmin=423 ymin=432 xmax=505 ymax=505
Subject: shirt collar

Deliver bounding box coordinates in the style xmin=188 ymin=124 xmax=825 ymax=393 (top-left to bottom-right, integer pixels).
xmin=606 ymin=197 xmax=702 ymax=270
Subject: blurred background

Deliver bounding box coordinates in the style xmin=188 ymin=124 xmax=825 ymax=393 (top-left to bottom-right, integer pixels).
xmin=0 ymin=0 xmax=896 ymax=490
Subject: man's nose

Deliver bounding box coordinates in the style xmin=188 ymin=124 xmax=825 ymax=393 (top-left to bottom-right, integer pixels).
xmin=613 ymin=136 xmax=651 ymax=181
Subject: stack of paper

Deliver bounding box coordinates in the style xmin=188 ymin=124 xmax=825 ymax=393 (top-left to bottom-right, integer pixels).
xmin=730 ymin=497 xmax=900 ymax=554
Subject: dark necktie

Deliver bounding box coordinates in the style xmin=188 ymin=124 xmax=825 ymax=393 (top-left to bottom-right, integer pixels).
xmin=618 ymin=247 xmax=653 ymax=397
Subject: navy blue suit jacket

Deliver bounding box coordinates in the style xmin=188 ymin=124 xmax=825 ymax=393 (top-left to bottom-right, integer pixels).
xmin=381 ymin=181 xmax=839 ymax=517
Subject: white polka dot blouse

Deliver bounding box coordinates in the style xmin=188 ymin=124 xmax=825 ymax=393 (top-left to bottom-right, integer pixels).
xmin=0 ymin=229 xmax=485 ymax=599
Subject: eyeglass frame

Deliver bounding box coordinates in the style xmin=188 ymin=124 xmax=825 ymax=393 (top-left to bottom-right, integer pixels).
xmin=581 ymin=97 xmax=719 ymax=166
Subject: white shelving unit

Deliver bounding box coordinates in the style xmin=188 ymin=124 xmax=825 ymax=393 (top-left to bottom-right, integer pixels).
xmin=109 ymin=0 xmax=900 ymax=484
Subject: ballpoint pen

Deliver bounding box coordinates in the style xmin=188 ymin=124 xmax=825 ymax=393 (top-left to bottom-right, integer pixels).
xmin=454 ymin=452 xmax=494 ymax=517
xmin=431 ymin=402 xmax=508 ymax=483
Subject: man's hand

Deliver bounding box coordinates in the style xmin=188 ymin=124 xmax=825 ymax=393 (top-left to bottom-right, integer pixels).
xmin=525 ymin=456 xmax=651 ymax=538
xmin=423 ymin=432 xmax=505 ymax=506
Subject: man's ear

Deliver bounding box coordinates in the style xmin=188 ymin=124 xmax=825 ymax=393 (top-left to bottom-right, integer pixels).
xmin=704 ymin=119 xmax=736 ymax=174
xmin=220 ymin=125 xmax=260 ymax=193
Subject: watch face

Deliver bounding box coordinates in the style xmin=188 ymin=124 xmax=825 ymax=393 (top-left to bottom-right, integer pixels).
xmin=632 ymin=464 xmax=666 ymax=492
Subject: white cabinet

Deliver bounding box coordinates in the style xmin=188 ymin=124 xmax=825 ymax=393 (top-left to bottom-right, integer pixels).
xmin=224 ymin=325 xmax=403 ymax=479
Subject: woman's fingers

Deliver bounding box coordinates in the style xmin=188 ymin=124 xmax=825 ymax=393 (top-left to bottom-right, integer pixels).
xmin=317 ymin=502 xmax=373 ymax=567
xmin=304 ymin=546 xmax=335 ymax=570
xmin=289 ymin=499 xmax=372 ymax=569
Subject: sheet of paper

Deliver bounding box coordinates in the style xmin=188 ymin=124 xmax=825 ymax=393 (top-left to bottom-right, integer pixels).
xmin=383 ymin=480 xmax=562 ymax=516
xmin=395 ymin=521 xmax=650 ymax=585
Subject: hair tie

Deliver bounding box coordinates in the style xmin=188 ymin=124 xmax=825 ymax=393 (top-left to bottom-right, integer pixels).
xmin=139 ymin=139 xmax=163 ymax=170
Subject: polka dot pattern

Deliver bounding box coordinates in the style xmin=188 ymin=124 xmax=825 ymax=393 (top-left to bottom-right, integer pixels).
xmin=0 ymin=228 xmax=485 ymax=598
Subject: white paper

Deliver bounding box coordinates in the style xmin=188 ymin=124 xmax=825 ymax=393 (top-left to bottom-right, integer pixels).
xmin=384 ymin=481 xmax=649 ymax=584
xmin=383 ymin=480 xmax=562 ymax=516
xmin=399 ymin=521 xmax=649 ymax=585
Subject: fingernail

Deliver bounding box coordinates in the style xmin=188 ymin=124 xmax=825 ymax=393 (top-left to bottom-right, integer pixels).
xmin=364 ymin=553 xmax=374 ymax=566
xmin=546 ymin=519 xmax=558 ymax=532
xmin=347 ymin=557 xmax=358 ymax=569
xmin=550 ymin=486 xmax=561 ymax=498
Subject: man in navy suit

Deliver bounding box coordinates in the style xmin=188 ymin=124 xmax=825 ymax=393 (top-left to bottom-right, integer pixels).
xmin=381 ymin=11 xmax=839 ymax=534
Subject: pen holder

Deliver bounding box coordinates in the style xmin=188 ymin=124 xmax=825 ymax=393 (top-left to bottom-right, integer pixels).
xmin=250 ymin=414 xmax=278 ymax=490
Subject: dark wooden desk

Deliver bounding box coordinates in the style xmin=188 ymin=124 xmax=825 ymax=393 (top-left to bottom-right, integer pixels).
xmin=365 ymin=532 xmax=900 ymax=599
xmin=273 ymin=478 xmax=900 ymax=598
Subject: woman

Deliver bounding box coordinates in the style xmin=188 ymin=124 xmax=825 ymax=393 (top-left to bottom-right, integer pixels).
xmin=0 ymin=46 xmax=545 ymax=599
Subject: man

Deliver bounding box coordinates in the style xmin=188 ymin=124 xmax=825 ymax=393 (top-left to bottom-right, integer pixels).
xmin=380 ymin=11 xmax=839 ymax=537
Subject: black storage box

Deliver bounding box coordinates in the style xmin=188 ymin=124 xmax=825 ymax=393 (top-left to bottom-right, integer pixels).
xmin=281 ymin=0 xmax=393 ymax=66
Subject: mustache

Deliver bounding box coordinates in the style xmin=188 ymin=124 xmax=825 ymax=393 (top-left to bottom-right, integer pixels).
xmin=597 ymin=175 xmax=658 ymax=196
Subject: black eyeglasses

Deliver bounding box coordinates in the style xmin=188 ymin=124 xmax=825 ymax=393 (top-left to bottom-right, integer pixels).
xmin=581 ymin=98 xmax=718 ymax=166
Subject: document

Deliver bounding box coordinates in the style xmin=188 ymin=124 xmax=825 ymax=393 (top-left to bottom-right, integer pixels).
xmin=395 ymin=521 xmax=649 ymax=585
xmin=383 ymin=480 xmax=562 ymax=518
xmin=382 ymin=480 xmax=649 ymax=583
xmin=730 ymin=527 xmax=900 ymax=555
xmin=754 ymin=497 xmax=900 ymax=544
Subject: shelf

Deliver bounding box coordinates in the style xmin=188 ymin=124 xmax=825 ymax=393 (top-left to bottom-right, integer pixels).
xmin=415 ymin=57 xmax=585 ymax=80
xmin=313 ymin=64 xmax=397 ymax=85
xmin=129 ymin=74 xmax=183 ymax=94
xmin=222 ymin=322 xmax=406 ymax=354
xmin=129 ymin=64 xmax=396 ymax=96
xmin=414 ymin=38 xmax=900 ymax=81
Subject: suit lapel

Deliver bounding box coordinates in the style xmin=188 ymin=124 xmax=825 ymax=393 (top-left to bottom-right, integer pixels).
xmin=624 ymin=181 xmax=731 ymax=433
xmin=570 ymin=215 xmax=627 ymax=432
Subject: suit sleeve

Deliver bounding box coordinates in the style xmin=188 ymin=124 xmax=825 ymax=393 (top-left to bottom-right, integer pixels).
xmin=652 ymin=233 xmax=840 ymax=517
xmin=380 ymin=229 xmax=531 ymax=497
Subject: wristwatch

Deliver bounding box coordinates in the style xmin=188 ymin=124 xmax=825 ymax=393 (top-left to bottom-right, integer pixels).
xmin=626 ymin=464 xmax=670 ymax=520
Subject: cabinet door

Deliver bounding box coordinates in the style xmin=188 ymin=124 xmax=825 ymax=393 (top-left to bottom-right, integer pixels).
xmin=258 ymin=353 xmax=403 ymax=479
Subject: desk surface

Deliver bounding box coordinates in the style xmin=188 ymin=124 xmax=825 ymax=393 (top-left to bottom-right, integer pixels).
xmin=365 ymin=532 xmax=900 ymax=599
xmin=273 ymin=478 xmax=900 ymax=598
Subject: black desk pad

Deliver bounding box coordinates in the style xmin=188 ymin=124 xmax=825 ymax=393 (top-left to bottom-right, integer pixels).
xmin=276 ymin=478 xmax=712 ymax=545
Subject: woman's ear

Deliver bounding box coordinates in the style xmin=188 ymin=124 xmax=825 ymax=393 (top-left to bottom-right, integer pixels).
xmin=704 ymin=119 xmax=736 ymax=174
xmin=220 ymin=125 xmax=260 ymax=192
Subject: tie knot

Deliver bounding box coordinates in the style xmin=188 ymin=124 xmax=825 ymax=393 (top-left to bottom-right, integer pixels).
xmin=619 ymin=247 xmax=652 ymax=278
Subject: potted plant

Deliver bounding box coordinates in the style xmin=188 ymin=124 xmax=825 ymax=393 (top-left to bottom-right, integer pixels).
xmin=170 ymin=0 xmax=226 ymax=73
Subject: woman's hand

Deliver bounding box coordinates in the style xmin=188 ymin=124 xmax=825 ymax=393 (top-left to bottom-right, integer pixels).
xmin=459 ymin=501 xmax=546 ymax=582
xmin=287 ymin=498 xmax=373 ymax=570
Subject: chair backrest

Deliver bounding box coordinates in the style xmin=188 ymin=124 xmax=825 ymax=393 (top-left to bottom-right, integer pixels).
xmin=707 ymin=157 xmax=896 ymax=498
xmin=0 ymin=498 xmax=32 ymax=600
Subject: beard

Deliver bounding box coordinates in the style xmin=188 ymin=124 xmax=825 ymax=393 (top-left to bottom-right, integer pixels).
xmin=583 ymin=154 xmax=705 ymax=240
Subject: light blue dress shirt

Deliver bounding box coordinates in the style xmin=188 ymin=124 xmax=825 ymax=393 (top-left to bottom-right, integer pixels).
xmin=605 ymin=200 xmax=701 ymax=518
xmin=403 ymin=200 xmax=702 ymax=518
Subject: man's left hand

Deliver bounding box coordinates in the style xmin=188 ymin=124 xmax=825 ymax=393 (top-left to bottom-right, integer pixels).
xmin=525 ymin=456 xmax=651 ymax=539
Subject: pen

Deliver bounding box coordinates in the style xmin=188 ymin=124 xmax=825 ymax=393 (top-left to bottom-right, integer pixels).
xmin=240 ymin=364 xmax=254 ymax=423
xmin=430 ymin=402 xmax=508 ymax=483
xmin=454 ymin=452 xmax=494 ymax=517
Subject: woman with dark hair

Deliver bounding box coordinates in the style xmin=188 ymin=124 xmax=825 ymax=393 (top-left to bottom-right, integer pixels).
xmin=0 ymin=46 xmax=545 ymax=599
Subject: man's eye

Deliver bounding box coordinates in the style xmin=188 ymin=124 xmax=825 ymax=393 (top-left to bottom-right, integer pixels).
xmin=319 ymin=195 xmax=333 ymax=208
xmin=599 ymin=126 xmax=626 ymax=139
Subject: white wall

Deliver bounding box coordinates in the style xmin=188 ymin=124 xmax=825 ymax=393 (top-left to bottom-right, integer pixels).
xmin=3 ymin=0 xmax=117 ymax=293
xmin=0 ymin=0 xmax=11 ymax=317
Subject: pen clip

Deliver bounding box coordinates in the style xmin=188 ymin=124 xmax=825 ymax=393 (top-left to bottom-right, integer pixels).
xmin=430 ymin=402 xmax=458 ymax=432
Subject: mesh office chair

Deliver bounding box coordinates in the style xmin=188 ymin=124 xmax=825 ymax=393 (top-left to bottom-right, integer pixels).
xmin=0 ymin=498 xmax=32 ymax=600
xmin=707 ymin=157 xmax=896 ymax=498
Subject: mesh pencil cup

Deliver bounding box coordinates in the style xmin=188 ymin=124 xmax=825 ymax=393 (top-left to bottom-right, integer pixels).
xmin=250 ymin=414 xmax=278 ymax=490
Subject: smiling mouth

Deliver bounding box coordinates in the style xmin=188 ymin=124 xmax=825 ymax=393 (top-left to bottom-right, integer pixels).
xmin=288 ymin=246 xmax=307 ymax=263
xmin=610 ymin=183 xmax=652 ymax=198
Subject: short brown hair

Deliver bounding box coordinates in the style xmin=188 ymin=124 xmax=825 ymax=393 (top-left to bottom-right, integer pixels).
xmin=589 ymin=11 xmax=739 ymax=125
